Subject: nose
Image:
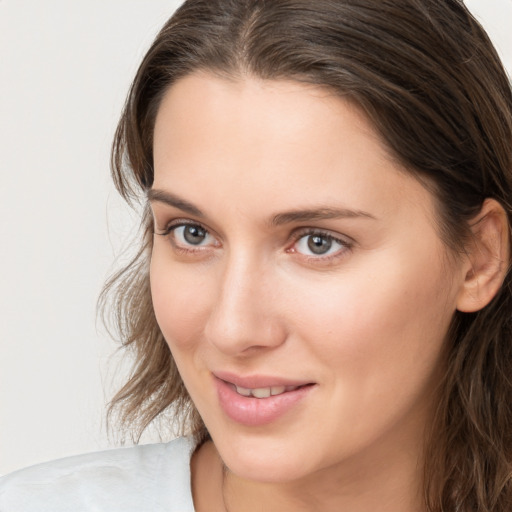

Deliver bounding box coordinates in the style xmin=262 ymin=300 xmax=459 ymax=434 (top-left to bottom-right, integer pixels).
xmin=203 ymin=251 xmax=287 ymax=356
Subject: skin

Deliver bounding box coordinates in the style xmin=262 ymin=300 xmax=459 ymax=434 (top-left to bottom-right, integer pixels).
xmin=148 ymin=72 xmax=499 ymax=512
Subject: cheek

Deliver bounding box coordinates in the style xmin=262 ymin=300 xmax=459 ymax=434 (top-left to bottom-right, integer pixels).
xmin=288 ymin=251 xmax=456 ymax=394
xmin=150 ymin=253 xmax=213 ymax=352
xmin=277 ymin=253 xmax=456 ymax=456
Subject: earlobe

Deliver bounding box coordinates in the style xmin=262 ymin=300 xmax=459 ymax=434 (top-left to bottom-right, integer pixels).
xmin=456 ymin=198 xmax=510 ymax=313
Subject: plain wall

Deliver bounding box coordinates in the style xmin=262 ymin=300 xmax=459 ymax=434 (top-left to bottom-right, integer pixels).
xmin=1 ymin=0 xmax=511 ymax=475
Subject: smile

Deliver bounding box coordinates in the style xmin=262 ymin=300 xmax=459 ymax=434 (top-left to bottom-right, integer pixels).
xmin=214 ymin=374 xmax=315 ymax=426
xmin=234 ymin=384 xmax=302 ymax=398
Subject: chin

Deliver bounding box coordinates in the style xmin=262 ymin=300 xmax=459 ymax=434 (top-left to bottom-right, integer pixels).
xmin=225 ymin=455 xmax=309 ymax=483
xmin=212 ymin=429 xmax=318 ymax=483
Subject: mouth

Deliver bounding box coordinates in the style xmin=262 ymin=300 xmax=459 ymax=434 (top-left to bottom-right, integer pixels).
xmin=213 ymin=373 xmax=316 ymax=426
xmin=230 ymin=383 xmax=310 ymax=398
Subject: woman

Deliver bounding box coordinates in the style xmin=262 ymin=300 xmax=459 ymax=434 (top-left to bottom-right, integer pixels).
xmin=2 ymin=0 xmax=512 ymax=510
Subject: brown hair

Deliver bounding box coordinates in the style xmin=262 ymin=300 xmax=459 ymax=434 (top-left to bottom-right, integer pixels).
xmin=101 ymin=1 xmax=512 ymax=510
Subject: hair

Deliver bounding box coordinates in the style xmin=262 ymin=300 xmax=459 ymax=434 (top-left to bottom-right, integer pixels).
xmin=100 ymin=0 xmax=512 ymax=510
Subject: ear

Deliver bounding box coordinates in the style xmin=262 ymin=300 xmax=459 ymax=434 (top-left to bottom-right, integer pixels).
xmin=457 ymin=198 xmax=510 ymax=313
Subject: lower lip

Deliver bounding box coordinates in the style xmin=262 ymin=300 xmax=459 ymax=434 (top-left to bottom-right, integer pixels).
xmin=215 ymin=378 xmax=314 ymax=427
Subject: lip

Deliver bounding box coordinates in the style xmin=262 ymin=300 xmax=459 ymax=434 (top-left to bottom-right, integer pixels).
xmin=213 ymin=372 xmax=315 ymax=427
xmin=213 ymin=371 xmax=312 ymax=389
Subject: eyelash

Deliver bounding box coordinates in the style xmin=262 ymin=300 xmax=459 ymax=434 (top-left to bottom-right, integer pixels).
xmin=155 ymin=220 xmax=218 ymax=254
xmin=287 ymin=228 xmax=353 ymax=263
xmin=154 ymin=220 xmax=353 ymax=262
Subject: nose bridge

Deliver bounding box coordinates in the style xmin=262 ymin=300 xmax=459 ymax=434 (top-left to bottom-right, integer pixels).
xmin=204 ymin=246 xmax=284 ymax=354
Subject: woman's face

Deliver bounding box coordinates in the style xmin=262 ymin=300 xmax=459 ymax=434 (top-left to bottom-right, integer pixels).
xmin=150 ymin=73 xmax=466 ymax=483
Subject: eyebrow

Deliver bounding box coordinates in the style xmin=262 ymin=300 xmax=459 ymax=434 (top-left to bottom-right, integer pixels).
xmin=270 ymin=207 xmax=376 ymax=226
xmin=147 ymin=188 xmax=376 ymax=225
xmin=147 ymin=189 xmax=204 ymax=217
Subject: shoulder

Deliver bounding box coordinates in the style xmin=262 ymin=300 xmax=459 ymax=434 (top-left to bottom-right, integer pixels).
xmin=0 ymin=437 xmax=196 ymax=512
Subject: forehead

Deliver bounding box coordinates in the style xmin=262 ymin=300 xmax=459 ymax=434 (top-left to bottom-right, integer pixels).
xmin=154 ymin=72 xmax=388 ymax=158
xmin=152 ymin=72 xmax=438 ymax=229
xmin=153 ymin=72 xmax=389 ymax=163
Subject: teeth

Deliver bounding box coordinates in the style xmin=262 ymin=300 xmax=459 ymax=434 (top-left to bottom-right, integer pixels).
xmin=234 ymin=384 xmax=298 ymax=398
xmin=271 ymin=386 xmax=286 ymax=395
xmin=252 ymin=387 xmax=271 ymax=398
xmin=235 ymin=386 xmax=252 ymax=396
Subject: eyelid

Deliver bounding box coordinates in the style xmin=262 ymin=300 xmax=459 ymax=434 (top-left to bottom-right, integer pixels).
xmin=154 ymin=218 xmax=221 ymax=252
xmin=289 ymin=226 xmax=354 ymax=245
xmin=155 ymin=218 xmax=211 ymax=236
xmin=286 ymin=227 xmax=354 ymax=261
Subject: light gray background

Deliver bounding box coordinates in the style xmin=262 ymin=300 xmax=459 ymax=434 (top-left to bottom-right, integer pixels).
xmin=1 ymin=0 xmax=511 ymax=475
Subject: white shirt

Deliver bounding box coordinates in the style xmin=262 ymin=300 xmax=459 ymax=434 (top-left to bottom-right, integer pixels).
xmin=0 ymin=437 xmax=196 ymax=511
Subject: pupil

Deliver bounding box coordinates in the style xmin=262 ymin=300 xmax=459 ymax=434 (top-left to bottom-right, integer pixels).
xmin=307 ymin=235 xmax=332 ymax=255
xmin=184 ymin=225 xmax=206 ymax=244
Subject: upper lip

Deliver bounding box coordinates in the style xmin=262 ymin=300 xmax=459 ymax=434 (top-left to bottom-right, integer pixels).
xmin=213 ymin=371 xmax=314 ymax=389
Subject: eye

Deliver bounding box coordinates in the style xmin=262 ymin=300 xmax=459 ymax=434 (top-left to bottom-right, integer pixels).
xmin=292 ymin=231 xmax=350 ymax=258
xmin=155 ymin=221 xmax=219 ymax=251
xmin=174 ymin=224 xmax=210 ymax=246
